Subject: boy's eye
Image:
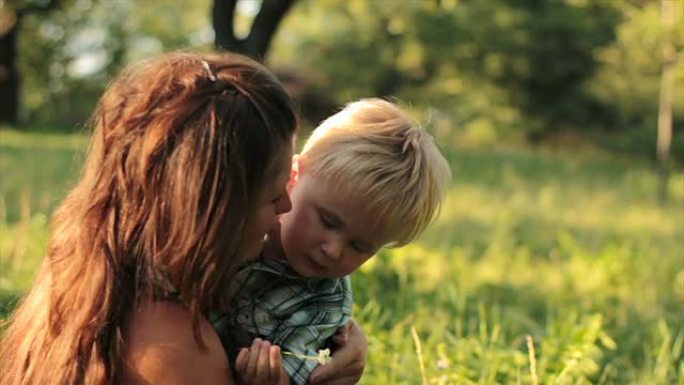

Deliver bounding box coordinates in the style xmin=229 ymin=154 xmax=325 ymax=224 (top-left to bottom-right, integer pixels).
xmin=350 ymin=242 xmax=366 ymax=253
xmin=319 ymin=212 xmax=338 ymax=229
xmin=350 ymin=241 xmax=371 ymax=254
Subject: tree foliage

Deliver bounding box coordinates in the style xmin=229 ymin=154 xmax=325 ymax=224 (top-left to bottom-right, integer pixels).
xmin=275 ymin=1 xmax=617 ymax=133
xmin=6 ymin=0 xmax=683 ymax=160
xmin=15 ymin=0 xmax=212 ymax=125
xmin=269 ymin=0 xmax=682 ymax=159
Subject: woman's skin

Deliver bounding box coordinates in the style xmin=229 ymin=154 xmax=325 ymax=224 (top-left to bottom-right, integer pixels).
xmin=123 ymin=300 xmax=232 ymax=385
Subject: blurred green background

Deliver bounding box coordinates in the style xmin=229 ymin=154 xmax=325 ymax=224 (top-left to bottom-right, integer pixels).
xmin=1 ymin=0 xmax=683 ymax=384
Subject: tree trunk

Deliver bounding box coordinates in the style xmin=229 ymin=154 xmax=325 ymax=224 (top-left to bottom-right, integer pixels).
xmin=213 ymin=0 xmax=241 ymax=53
xmin=0 ymin=1 xmax=61 ymax=126
xmin=0 ymin=17 xmax=20 ymax=125
xmin=657 ymin=0 xmax=676 ymax=204
xmin=212 ymin=0 xmax=296 ymax=60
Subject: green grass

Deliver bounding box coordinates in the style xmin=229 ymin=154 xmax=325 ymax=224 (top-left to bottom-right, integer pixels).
xmin=1 ymin=129 xmax=682 ymax=384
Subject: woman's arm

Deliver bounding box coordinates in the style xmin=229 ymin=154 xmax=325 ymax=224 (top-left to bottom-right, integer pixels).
xmin=309 ymin=319 xmax=367 ymax=385
xmin=123 ymin=300 xmax=234 ymax=385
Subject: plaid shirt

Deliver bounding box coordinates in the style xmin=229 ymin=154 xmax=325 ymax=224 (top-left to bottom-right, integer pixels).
xmin=210 ymin=258 xmax=352 ymax=385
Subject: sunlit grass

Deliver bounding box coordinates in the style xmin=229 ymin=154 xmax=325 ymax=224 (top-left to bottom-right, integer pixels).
xmin=356 ymin=145 xmax=682 ymax=384
xmin=1 ymin=129 xmax=682 ymax=384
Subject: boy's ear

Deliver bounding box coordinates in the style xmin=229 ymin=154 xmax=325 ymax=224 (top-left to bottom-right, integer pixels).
xmin=289 ymin=154 xmax=301 ymax=187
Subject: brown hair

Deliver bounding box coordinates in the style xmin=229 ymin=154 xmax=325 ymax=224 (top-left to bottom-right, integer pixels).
xmin=0 ymin=52 xmax=297 ymax=385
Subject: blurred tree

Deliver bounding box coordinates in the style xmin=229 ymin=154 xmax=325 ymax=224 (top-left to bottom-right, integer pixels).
xmin=17 ymin=0 xmax=211 ymax=126
xmin=18 ymin=0 xmax=131 ymax=125
xmin=656 ymin=0 xmax=680 ymax=202
xmin=0 ymin=0 xmax=61 ymax=125
xmin=406 ymin=0 xmax=620 ymax=141
xmin=5 ymin=0 xmax=680 ymax=164
xmin=213 ymin=0 xmax=297 ymax=60
xmin=273 ymin=0 xmax=620 ymax=141
xmin=589 ymin=0 xmax=683 ymax=162
xmin=14 ymin=0 xmax=298 ymax=126
xmin=480 ymin=0 xmax=619 ymax=140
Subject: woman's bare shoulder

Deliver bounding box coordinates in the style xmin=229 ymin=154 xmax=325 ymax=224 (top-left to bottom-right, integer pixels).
xmin=123 ymin=300 xmax=234 ymax=385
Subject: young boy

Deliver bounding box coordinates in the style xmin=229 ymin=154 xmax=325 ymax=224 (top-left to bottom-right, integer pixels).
xmin=210 ymin=98 xmax=452 ymax=385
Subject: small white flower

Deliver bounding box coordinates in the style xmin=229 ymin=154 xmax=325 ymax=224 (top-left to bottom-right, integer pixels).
xmin=316 ymin=348 xmax=332 ymax=365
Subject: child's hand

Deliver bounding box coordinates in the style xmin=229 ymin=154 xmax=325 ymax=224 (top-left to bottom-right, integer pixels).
xmin=235 ymin=338 xmax=288 ymax=385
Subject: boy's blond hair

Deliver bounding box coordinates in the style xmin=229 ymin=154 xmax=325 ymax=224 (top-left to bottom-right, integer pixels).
xmin=299 ymin=98 xmax=451 ymax=247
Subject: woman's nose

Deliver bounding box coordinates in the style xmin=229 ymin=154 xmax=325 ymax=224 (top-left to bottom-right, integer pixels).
xmin=275 ymin=193 xmax=292 ymax=215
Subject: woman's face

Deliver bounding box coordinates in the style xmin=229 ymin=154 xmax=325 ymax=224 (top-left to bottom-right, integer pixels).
xmin=238 ymin=142 xmax=294 ymax=262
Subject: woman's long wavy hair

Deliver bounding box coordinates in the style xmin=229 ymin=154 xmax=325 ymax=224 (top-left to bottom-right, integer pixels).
xmin=0 ymin=52 xmax=297 ymax=385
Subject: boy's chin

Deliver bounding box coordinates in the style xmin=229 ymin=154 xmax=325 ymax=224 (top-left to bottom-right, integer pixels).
xmin=262 ymin=237 xmax=286 ymax=261
xmin=237 ymin=242 xmax=266 ymax=265
xmin=287 ymin=255 xmax=334 ymax=278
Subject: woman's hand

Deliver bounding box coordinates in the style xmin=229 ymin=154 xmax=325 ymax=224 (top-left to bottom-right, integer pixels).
xmin=309 ymin=319 xmax=367 ymax=385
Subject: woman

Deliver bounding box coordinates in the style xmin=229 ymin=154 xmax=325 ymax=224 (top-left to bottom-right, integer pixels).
xmin=0 ymin=52 xmax=365 ymax=385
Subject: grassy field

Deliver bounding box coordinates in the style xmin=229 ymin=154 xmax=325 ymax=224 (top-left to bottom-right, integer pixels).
xmin=1 ymin=129 xmax=682 ymax=384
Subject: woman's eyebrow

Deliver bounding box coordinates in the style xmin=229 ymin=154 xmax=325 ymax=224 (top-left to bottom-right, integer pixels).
xmin=271 ymin=167 xmax=290 ymax=191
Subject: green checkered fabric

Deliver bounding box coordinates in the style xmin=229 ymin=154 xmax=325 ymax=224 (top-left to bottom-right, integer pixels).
xmin=210 ymin=258 xmax=352 ymax=385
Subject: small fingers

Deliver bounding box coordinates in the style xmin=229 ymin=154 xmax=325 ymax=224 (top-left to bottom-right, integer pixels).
xmin=235 ymin=347 xmax=249 ymax=373
xmin=255 ymin=339 xmax=272 ymax=380
xmin=235 ymin=339 xmax=286 ymax=385
xmin=245 ymin=338 xmax=263 ymax=379
xmin=269 ymin=344 xmax=282 ymax=380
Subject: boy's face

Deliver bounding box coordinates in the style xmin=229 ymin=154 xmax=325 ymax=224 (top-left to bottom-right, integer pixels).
xmin=278 ymin=157 xmax=390 ymax=278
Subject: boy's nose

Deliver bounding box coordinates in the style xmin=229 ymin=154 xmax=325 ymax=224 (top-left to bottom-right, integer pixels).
xmin=321 ymin=238 xmax=343 ymax=261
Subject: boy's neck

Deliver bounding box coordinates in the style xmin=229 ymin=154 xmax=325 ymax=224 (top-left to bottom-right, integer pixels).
xmin=262 ymin=234 xmax=288 ymax=262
